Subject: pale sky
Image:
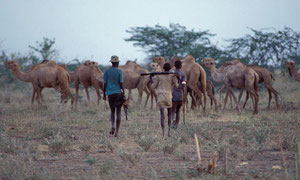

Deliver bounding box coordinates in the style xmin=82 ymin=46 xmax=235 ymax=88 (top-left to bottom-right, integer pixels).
xmin=0 ymin=0 xmax=299 ymax=65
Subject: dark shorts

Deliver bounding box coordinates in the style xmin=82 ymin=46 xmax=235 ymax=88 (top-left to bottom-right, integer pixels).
xmin=108 ymin=93 xmax=124 ymax=108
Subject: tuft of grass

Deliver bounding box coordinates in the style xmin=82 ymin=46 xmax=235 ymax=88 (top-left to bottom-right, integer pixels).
xmin=118 ymin=145 xmax=143 ymax=166
xmin=48 ymin=133 xmax=71 ymax=154
xmin=85 ymin=156 xmax=97 ymax=166
xmin=80 ymin=143 xmax=92 ymax=154
xmin=135 ymin=135 xmax=157 ymax=152
xmin=99 ymin=136 xmax=116 ymax=153
xmin=162 ymin=137 xmax=180 ymax=154
xmin=99 ymin=160 xmax=114 ymax=174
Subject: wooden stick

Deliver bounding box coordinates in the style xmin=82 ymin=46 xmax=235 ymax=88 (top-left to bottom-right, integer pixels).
xmin=224 ymin=150 xmax=228 ymax=174
xmin=194 ymin=134 xmax=201 ymax=168
xmin=280 ymin=145 xmax=289 ymax=180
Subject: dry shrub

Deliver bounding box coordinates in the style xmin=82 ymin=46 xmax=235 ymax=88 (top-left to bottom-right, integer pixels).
xmin=135 ymin=134 xmax=157 ymax=152
xmin=118 ymin=145 xmax=143 ymax=165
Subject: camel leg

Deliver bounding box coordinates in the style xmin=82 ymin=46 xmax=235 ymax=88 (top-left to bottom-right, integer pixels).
xmin=75 ymin=82 xmax=79 ymax=110
xmin=238 ymin=89 xmax=244 ymax=104
xmin=265 ymin=84 xmax=279 ymax=109
xmin=228 ymin=88 xmax=241 ymax=114
xmin=34 ymin=86 xmax=43 ymax=107
xmin=188 ymin=81 xmax=204 ymax=111
xmin=147 ymin=82 xmax=156 ymax=109
xmin=243 ymin=92 xmax=249 ymax=109
xmin=246 ymin=88 xmax=259 ymax=114
xmin=229 ymin=93 xmax=233 ymax=109
xmin=218 ymin=85 xmax=226 ymax=107
xmin=84 ymin=86 xmax=91 ymax=105
xmin=208 ymin=94 xmax=218 ymax=111
xmin=223 ymin=89 xmax=230 ymax=112
xmin=31 ymin=88 xmax=36 ymax=106
xmin=143 ymin=88 xmax=150 ymax=108
xmin=95 ymin=85 xmax=101 ymax=106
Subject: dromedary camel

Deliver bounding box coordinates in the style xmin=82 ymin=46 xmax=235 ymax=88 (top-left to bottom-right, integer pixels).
xmin=190 ymin=80 xmax=217 ymax=111
xmin=118 ymin=60 xmax=156 ymax=108
xmin=29 ymin=60 xmax=71 ymax=105
xmin=238 ymin=65 xmax=279 ymax=109
xmin=68 ymin=61 xmax=105 ymax=110
xmin=203 ymin=58 xmax=259 ymax=114
xmin=5 ymin=60 xmax=73 ymax=107
xmin=286 ymin=60 xmax=300 ymax=83
xmin=153 ymin=55 xmax=207 ymax=111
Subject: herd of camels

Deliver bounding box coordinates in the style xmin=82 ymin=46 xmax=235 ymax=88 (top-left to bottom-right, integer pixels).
xmin=5 ymin=55 xmax=300 ymax=115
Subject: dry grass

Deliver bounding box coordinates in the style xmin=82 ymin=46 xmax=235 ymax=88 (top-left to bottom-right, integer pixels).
xmin=0 ymin=75 xmax=300 ymax=179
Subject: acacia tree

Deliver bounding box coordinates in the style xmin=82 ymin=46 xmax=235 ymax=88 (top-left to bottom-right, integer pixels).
xmin=224 ymin=27 xmax=300 ymax=69
xmin=125 ymin=23 xmax=220 ymax=61
xmin=28 ymin=37 xmax=59 ymax=63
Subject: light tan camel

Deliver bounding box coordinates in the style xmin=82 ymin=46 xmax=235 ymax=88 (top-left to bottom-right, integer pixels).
xmin=119 ymin=61 xmax=156 ymax=108
xmin=5 ymin=60 xmax=73 ymax=107
xmin=68 ymin=61 xmax=105 ymax=110
xmin=203 ymin=58 xmax=259 ymax=114
xmin=29 ymin=61 xmax=71 ymax=105
xmin=153 ymin=55 xmax=207 ymax=111
xmin=286 ymin=60 xmax=300 ymax=83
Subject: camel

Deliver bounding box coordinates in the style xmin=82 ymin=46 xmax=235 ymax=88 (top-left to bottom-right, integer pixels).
xmin=190 ymin=80 xmax=217 ymax=111
xmin=29 ymin=61 xmax=71 ymax=105
xmin=118 ymin=61 xmax=156 ymax=109
xmin=5 ymin=60 xmax=73 ymax=107
xmin=153 ymin=55 xmax=207 ymax=111
xmin=202 ymin=58 xmax=259 ymax=114
xmin=286 ymin=60 xmax=300 ymax=83
xmin=68 ymin=61 xmax=105 ymax=110
xmin=239 ymin=65 xmax=279 ymax=109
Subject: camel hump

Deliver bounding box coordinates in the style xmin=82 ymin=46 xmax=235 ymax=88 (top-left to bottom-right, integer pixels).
xmin=181 ymin=55 xmax=195 ymax=63
xmin=45 ymin=60 xmax=57 ymax=67
xmin=58 ymin=64 xmax=68 ymax=70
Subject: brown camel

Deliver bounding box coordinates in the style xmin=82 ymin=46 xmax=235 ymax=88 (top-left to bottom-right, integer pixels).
xmin=190 ymin=80 xmax=217 ymax=111
xmin=286 ymin=60 xmax=300 ymax=83
xmin=203 ymin=58 xmax=259 ymax=114
xmin=5 ymin=60 xmax=73 ymax=107
xmin=153 ymin=55 xmax=207 ymax=111
xmin=239 ymin=65 xmax=279 ymax=109
xmin=118 ymin=60 xmax=156 ymax=108
xmin=68 ymin=61 xmax=105 ymax=110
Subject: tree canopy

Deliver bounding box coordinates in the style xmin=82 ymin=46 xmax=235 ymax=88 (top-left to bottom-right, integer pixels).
xmin=125 ymin=23 xmax=219 ymax=61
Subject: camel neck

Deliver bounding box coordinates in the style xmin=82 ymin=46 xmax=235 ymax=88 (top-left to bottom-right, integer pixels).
xmin=289 ymin=66 xmax=300 ymax=81
xmin=209 ymin=65 xmax=224 ymax=83
xmin=13 ymin=68 xmax=32 ymax=82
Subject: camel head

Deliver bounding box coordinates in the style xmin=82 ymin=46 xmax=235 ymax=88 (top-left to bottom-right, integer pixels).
xmin=5 ymin=61 xmax=20 ymax=71
xmin=202 ymin=58 xmax=216 ymax=69
xmin=285 ymin=60 xmax=296 ymax=69
xmin=153 ymin=56 xmax=166 ymax=65
xmin=286 ymin=60 xmax=296 ymax=76
xmin=149 ymin=62 xmax=162 ymax=72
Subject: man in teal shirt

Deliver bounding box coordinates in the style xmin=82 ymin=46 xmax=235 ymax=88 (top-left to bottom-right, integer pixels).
xmin=103 ymin=55 xmax=125 ymax=137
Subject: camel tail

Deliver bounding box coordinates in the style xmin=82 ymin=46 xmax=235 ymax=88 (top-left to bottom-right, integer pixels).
xmin=271 ymin=74 xmax=275 ymax=81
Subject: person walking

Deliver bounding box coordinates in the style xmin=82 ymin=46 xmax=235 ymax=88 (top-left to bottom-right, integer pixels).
xmin=151 ymin=63 xmax=178 ymax=137
xmin=171 ymin=60 xmax=187 ymax=129
xmin=103 ymin=55 xmax=125 ymax=137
